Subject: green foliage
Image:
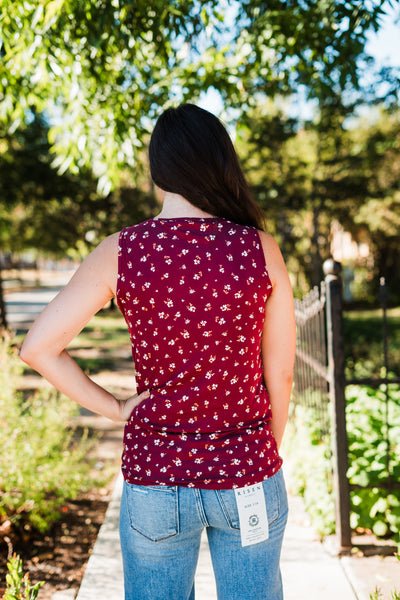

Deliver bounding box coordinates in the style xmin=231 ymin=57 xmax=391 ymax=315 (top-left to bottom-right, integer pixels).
xmin=236 ymin=100 xmax=333 ymax=290
xmin=0 ymin=0 xmax=396 ymax=193
xmin=0 ymin=332 xmax=97 ymax=533
xmin=286 ymin=383 xmax=400 ymax=542
xmin=0 ymin=0 xmax=226 ymax=193
xmin=237 ymin=100 xmax=400 ymax=293
xmin=283 ymin=403 xmax=336 ymax=537
xmin=344 ymin=307 xmax=400 ymax=379
xmin=369 ymin=588 xmax=400 ymax=600
xmin=235 ymin=0 xmax=391 ymax=100
xmin=4 ymin=554 xmax=43 ymax=600
xmin=346 ymin=385 xmax=400 ymax=542
xmin=68 ymin=309 xmax=131 ymax=373
xmin=340 ymin=110 xmax=400 ymax=301
xmin=0 ymin=1 xmax=399 ymax=297
xmin=0 ymin=114 xmax=153 ymax=258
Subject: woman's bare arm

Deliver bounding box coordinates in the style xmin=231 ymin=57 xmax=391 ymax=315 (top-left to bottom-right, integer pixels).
xmin=20 ymin=233 xmax=149 ymax=421
xmin=259 ymin=231 xmax=296 ymax=450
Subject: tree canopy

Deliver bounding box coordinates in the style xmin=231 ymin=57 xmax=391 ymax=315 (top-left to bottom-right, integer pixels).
xmin=0 ymin=0 xmax=399 ymax=324
xmin=1 ymin=0 xmax=397 ymax=194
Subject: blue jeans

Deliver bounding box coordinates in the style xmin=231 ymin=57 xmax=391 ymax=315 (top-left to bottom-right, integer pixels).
xmin=119 ymin=469 xmax=288 ymax=600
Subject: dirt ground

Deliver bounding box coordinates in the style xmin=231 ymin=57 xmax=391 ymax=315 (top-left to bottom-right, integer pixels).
xmin=0 ymin=418 xmax=124 ymax=599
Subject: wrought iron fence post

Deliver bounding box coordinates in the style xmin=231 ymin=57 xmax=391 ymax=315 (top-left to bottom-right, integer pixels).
xmin=323 ymin=259 xmax=352 ymax=550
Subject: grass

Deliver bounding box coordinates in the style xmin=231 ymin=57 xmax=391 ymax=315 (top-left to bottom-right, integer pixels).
xmin=69 ymin=309 xmax=131 ymax=372
xmin=343 ymin=307 xmax=400 ymax=379
xmin=68 ymin=310 xmax=130 ymax=351
xmin=20 ymin=307 xmax=132 ymax=375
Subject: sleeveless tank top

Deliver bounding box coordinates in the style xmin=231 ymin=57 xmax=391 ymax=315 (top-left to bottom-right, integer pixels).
xmin=116 ymin=217 xmax=282 ymax=489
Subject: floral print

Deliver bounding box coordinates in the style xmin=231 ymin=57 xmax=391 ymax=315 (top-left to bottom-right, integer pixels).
xmin=116 ymin=217 xmax=282 ymax=489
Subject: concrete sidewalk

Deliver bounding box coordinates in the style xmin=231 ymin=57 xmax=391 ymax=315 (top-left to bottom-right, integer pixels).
xmin=9 ymin=284 xmax=396 ymax=600
xmin=73 ymin=473 xmax=363 ymax=600
xmin=281 ymin=493 xmax=356 ymax=599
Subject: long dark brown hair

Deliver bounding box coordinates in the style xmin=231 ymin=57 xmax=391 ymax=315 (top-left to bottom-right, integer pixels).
xmin=149 ymin=103 xmax=265 ymax=230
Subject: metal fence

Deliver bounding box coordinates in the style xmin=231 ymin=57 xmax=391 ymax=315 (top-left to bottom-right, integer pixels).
xmin=292 ymin=260 xmax=400 ymax=549
xmin=294 ymin=283 xmax=330 ymax=436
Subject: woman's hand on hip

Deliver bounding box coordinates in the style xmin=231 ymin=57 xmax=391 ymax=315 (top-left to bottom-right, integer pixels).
xmin=117 ymin=390 xmax=151 ymax=422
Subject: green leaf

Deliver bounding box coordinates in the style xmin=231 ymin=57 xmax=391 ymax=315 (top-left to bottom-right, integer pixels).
xmin=372 ymin=520 xmax=389 ymax=537
xmin=370 ymin=497 xmax=389 ymax=518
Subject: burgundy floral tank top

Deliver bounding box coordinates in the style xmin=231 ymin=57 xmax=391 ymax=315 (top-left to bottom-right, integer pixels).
xmin=116 ymin=217 xmax=282 ymax=489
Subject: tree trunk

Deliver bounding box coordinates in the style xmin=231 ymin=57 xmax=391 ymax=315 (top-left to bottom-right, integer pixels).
xmin=310 ymin=202 xmax=323 ymax=288
xmin=0 ymin=262 xmax=8 ymax=329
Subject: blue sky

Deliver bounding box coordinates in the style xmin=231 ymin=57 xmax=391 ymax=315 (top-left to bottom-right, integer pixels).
xmin=366 ymin=3 xmax=400 ymax=67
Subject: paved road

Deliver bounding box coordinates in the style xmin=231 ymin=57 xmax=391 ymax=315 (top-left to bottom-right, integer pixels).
xmin=4 ymin=271 xmax=75 ymax=332
xmin=5 ymin=286 xmax=63 ymax=332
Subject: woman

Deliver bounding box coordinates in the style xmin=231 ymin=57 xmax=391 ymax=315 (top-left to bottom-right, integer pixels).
xmin=21 ymin=103 xmax=296 ymax=600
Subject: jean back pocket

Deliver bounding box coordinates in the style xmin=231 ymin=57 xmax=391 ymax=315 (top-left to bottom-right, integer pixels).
xmin=124 ymin=483 xmax=179 ymax=542
xmin=216 ymin=470 xmax=287 ymax=531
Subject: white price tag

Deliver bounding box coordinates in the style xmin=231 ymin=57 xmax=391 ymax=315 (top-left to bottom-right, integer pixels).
xmin=234 ymin=483 xmax=269 ymax=547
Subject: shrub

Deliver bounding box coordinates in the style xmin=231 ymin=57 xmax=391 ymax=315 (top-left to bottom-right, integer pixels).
xmin=0 ymin=331 xmax=97 ymax=533
xmin=4 ymin=554 xmax=43 ymax=600
xmin=285 ymin=384 xmax=400 ymax=544
xmin=283 ymin=403 xmax=336 ymax=538
xmin=343 ymin=308 xmax=400 ymax=380
xmin=346 ymin=384 xmax=400 ymax=541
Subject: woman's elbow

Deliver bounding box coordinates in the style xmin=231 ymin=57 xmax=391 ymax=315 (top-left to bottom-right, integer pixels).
xmin=19 ymin=341 xmax=35 ymax=367
xmin=19 ymin=338 xmax=43 ymax=370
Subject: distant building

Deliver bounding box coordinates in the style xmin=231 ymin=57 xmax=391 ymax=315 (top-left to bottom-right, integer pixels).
xmin=330 ymin=221 xmax=371 ymax=302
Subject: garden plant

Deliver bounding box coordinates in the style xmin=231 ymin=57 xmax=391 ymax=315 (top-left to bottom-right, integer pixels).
xmin=3 ymin=554 xmax=43 ymax=600
xmin=286 ymin=308 xmax=400 ymax=545
xmin=0 ymin=331 xmax=97 ymax=535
